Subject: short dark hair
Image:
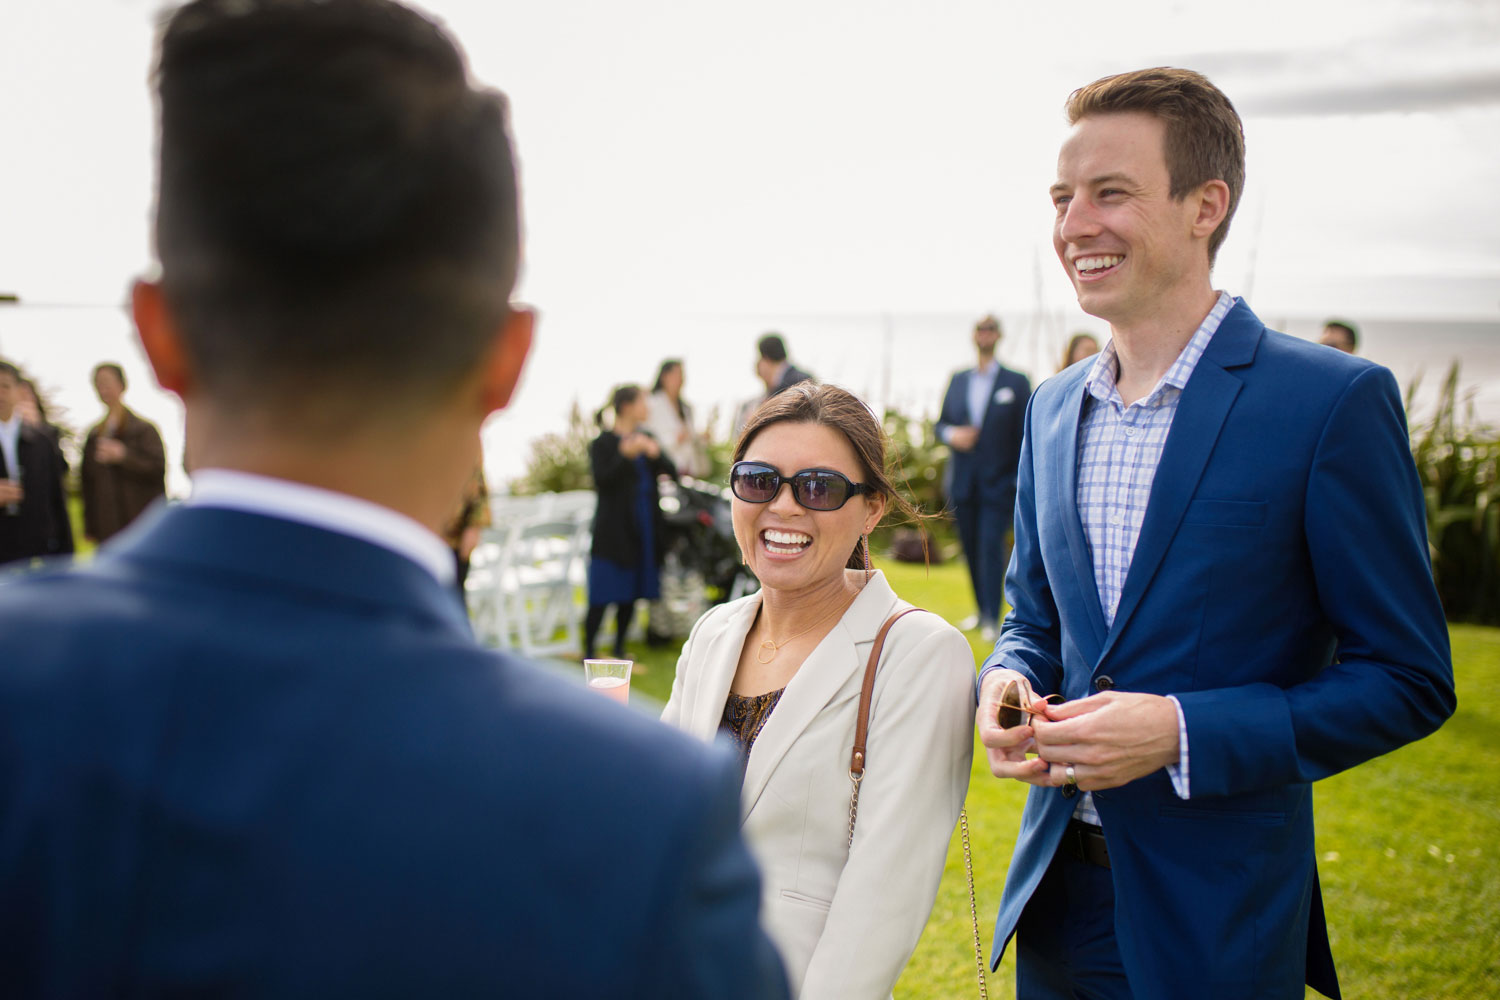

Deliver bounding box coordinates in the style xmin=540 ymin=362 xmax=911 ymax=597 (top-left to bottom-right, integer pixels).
xmin=0 ymin=361 xmax=19 ymax=383
xmin=1066 ymin=67 xmax=1245 ymax=265
xmin=757 ymin=334 xmax=788 ymax=363
xmin=1323 ymin=320 xmax=1359 ymax=351
xmin=92 ymin=362 xmax=127 ymax=389
xmin=153 ymin=0 xmax=520 ymax=415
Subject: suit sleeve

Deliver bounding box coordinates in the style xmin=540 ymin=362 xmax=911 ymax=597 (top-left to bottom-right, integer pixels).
xmin=1176 ymin=366 xmax=1456 ymax=797
xmin=642 ymin=743 xmax=791 ymax=1000
xmin=979 ymin=391 xmax=1064 ymax=696
xmin=1008 ymin=373 xmax=1032 ymax=474
xmin=935 ymin=374 xmax=964 ymax=443
xmin=797 ymin=621 xmax=976 ymax=999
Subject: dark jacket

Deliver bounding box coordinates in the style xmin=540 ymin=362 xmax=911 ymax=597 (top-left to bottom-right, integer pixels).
xmin=0 ymin=422 xmax=74 ymax=568
xmin=81 ymin=407 xmax=167 ymax=542
xmin=935 ymin=364 xmax=1031 ymax=506
xmin=589 ymin=430 xmax=676 ymax=567
xmin=0 ymin=505 xmax=789 ymax=998
xmin=770 ymin=363 xmax=815 ymax=397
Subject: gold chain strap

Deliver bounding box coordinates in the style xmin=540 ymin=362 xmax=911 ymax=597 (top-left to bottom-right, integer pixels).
xmin=846 ymin=771 xmax=862 ymax=848
xmin=959 ymin=807 xmax=989 ymax=1000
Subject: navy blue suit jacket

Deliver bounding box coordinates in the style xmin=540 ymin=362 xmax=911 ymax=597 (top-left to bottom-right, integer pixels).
xmin=0 ymin=505 xmax=789 ymax=999
xmin=983 ymin=301 xmax=1454 ymax=999
xmin=936 ymin=364 xmax=1031 ymax=506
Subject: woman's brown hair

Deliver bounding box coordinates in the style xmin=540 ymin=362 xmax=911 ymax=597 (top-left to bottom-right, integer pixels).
xmin=734 ymin=383 xmax=930 ymax=569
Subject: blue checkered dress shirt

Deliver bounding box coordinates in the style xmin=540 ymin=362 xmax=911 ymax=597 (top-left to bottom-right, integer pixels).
xmin=1071 ymin=291 xmax=1235 ymax=825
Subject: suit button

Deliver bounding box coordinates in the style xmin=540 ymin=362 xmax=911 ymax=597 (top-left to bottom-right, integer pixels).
xmin=1062 ymin=784 xmax=1077 ymax=799
xmin=1095 ymin=675 xmax=1114 ymax=692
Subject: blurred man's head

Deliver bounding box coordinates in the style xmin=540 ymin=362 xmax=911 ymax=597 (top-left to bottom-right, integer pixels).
xmin=756 ymin=333 xmax=788 ymax=389
xmin=973 ymin=315 xmax=1001 ymax=357
xmin=93 ymin=363 xmax=127 ymax=407
xmin=1320 ymin=321 xmax=1358 ymax=354
xmin=139 ymin=0 xmax=528 ymax=431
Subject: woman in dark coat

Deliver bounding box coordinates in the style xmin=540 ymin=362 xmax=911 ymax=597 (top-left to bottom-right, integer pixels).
xmin=586 ymin=385 xmax=676 ymax=660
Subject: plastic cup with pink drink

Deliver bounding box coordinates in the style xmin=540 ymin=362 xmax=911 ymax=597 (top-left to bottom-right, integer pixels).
xmin=583 ymin=659 xmax=632 ymax=704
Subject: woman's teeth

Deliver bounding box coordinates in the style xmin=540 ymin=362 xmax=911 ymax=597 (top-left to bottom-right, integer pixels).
xmin=763 ymin=529 xmax=812 ymax=554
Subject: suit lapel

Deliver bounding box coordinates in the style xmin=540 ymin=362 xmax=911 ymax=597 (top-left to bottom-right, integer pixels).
xmin=740 ymin=572 xmax=901 ymax=819
xmin=1051 ymin=372 xmax=1109 ymax=659
xmin=1097 ymin=303 xmax=1263 ymax=665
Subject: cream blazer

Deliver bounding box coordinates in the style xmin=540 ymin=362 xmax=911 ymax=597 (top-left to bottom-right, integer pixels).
xmin=662 ymin=571 xmax=976 ymax=999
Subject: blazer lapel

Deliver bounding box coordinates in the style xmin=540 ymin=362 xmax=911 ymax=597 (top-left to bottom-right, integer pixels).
xmin=739 ymin=572 xmax=901 ymax=819
xmin=1097 ymin=303 xmax=1263 ymax=666
xmin=681 ymin=597 xmax=762 ymax=743
xmin=1050 ymin=372 xmax=1109 ymax=660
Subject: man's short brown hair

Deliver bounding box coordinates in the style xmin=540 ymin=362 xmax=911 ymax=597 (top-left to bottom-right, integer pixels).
xmin=1065 ymin=67 xmax=1245 ymax=265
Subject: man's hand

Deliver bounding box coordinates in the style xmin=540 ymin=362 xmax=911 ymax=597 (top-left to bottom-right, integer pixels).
xmin=977 ymin=668 xmax=1051 ymax=786
xmin=947 ymin=426 xmax=980 ymax=452
xmin=0 ymin=481 xmax=23 ymax=506
xmin=1031 ymin=692 xmax=1179 ymax=791
xmin=95 ymin=438 xmax=127 ymax=464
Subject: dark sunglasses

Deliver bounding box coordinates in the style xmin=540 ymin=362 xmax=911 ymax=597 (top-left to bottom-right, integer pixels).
xmin=729 ymin=461 xmax=876 ymax=512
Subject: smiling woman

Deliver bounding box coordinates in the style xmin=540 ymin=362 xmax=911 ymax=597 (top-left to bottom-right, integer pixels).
xmin=661 ymin=383 xmax=978 ymax=999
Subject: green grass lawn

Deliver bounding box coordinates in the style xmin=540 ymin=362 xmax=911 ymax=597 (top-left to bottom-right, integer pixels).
xmin=612 ymin=558 xmax=1500 ymax=1000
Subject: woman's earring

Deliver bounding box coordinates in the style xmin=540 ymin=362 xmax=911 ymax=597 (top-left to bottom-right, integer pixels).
xmin=862 ymin=533 xmax=872 ymax=576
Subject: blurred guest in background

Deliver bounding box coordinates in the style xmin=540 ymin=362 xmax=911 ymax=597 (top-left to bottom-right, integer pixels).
xmin=1059 ymin=331 xmax=1101 ymax=372
xmin=645 ymin=358 xmax=708 ymax=478
xmin=664 ymin=383 xmax=975 ymax=998
xmin=756 ymin=333 xmax=815 ymax=398
xmin=0 ymin=361 xmax=74 ymax=569
xmin=16 ymin=378 xmax=67 ymax=461
xmin=936 ymin=314 xmax=1031 ymax=640
xmin=443 ymin=464 xmax=490 ymax=590
xmin=1320 ymin=319 xmax=1359 ymax=354
xmin=81 ymin=362 xmax=166 ymax=543
xmin=586 ymin=384 xmax=676 ymax=660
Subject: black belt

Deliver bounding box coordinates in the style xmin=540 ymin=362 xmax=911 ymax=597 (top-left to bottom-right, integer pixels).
xmin=1059 ymin=819 xmax=1111 ymax=869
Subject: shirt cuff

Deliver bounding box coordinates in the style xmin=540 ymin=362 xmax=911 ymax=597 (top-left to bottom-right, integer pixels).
xmin=1164 ymin=694 xmax=1190 ymax=799
xmin=939 ymin=425 xmax=955 ymax=446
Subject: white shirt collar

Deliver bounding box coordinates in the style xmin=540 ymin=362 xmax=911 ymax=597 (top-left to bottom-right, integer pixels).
xmin=0 ymin=414 xmax=22 ymax=477
xmin=185 ymin=468 xmax=457 ymax=586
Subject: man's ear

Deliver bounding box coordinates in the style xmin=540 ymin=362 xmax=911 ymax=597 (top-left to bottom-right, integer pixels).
xmin=1190 ymin=179 xmax=1232 ymax=240
xmin=132 ymin=280 xmax=192 ymax=397
xmin=478 ymin=306 xmax=535 ymax=414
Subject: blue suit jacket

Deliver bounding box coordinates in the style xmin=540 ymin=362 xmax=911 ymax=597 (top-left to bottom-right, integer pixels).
xmin=0 ymin=505 xmax=789 ymax=999
xmin=936 ymin=364 xmax=1031 ymax=506
xmin=983 ymin=301 xmax=1454 ymax=1000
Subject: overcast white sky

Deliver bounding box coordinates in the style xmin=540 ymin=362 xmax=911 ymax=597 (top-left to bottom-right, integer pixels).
xmin=3 ymin=0 xmax=1498 ymax=317
xmin=1 ymin=0 xmax=1498 ymax=488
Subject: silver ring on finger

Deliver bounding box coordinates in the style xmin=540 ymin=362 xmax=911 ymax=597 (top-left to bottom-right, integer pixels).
xmin=1064 ymin=764 xmax=1077 ymax=787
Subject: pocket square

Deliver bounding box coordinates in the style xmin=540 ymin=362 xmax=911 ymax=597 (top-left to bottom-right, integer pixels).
xmin=994 ymin=386 xmax=1016 ymax=405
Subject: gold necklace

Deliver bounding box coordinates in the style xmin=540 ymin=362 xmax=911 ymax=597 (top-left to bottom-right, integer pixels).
xmin=755 ymin=595 xmax=855 ymax=664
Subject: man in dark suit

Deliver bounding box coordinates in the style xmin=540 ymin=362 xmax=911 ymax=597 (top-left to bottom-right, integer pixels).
xmin=756 ymin=333 xmax=815 ymax=397
xmin=935 ymin=316 xmax=1030 ymax=640
xmin=975 ymin=68 xmax=1454 ymax=999
xmin=0 ymin=2 xmax=788 ymax=997
xmin=0 ymin=361 xmax=74 ymax=571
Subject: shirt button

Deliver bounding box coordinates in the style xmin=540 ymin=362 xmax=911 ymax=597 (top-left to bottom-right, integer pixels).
xmin=1110 ymin=513 xmax=1124 ymax=526
xmin=1124 ymin=426 xmax=1136 ymax=436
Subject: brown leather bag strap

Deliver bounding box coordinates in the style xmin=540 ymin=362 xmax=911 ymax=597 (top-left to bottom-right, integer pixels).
xmin=849 ymin=606 xmax=922 ymax=778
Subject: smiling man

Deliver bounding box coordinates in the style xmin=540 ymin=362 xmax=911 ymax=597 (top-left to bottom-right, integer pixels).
xmin=974 ymin=68 xmax=1454 ymax=999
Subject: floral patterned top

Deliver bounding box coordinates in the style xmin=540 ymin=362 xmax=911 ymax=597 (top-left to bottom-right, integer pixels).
xmin=720 ymin=687 xmax=787 ymax=764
